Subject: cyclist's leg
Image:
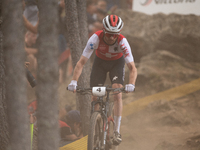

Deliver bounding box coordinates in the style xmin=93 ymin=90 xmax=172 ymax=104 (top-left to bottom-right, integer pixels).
xmin=111 ymin=83 xmax=123 ymax=146
xmin=110 ymin=83 xmax=123 ymax=146
xmin=112 ymin=83 xmax=123 ymax=132
xmin=109 ymin=56 xmax=125 ymax=132
xmin=109 ymin=56 xmax=125 ymax=145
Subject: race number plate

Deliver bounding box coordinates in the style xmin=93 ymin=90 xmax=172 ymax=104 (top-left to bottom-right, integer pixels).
xmin=92 ymin=87 xmax=106 ymax=97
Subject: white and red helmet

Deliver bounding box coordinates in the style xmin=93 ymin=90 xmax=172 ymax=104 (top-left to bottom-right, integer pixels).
xmin=103 ymin=15 xmax=124 ymax=33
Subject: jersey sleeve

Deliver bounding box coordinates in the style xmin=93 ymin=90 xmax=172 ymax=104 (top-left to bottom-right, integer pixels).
xmin=82 ymin=33 xmax=99 ymax=59
xmin=119 ymin=38 xmax=134 ymax=64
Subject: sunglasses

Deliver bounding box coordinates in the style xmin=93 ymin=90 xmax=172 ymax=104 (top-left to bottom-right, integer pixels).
xmin=104 ymin=31 xmax=120 ymax=38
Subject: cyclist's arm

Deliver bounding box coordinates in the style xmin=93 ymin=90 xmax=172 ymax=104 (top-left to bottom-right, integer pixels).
xmin=126 ymin=61 xmax=137 ymax=85
xmin=120 ymin=38 xmax=137 ymax=85
xmin=72 ymin=55 xmax=88 ymax=81
xmin=72 ymin=33 xmax=99 ymax=81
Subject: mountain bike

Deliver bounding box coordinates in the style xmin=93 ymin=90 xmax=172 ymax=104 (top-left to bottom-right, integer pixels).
xmin=76 ymin=86 xmax=125 ymax=150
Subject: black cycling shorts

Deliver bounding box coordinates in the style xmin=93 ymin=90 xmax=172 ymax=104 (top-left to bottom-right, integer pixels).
xmin=90 ymin=55 xmax=125 ymax=87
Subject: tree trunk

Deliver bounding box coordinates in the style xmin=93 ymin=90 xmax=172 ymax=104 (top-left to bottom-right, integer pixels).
xmin=77 ymin=0 xmax=88 ymax=48
xmin=2 ymin=0 xmax=30 ymax=150
xmin=65 ymin=0 xmax=91 ymax=136
xmin=36 ymin=1 xmax=59 ymax=150
xmin=76 ymin=0 xmax=91 ymax=136
xmin=0 ymin=7 xmax=9 ymax=150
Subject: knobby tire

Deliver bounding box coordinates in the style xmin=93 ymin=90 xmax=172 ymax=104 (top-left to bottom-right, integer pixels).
xmin=88 ymin=112 xmax=104 ymax=150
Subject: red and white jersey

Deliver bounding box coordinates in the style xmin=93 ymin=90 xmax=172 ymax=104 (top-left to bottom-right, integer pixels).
xmin=82 ymin=30 xmax=134 ymax=64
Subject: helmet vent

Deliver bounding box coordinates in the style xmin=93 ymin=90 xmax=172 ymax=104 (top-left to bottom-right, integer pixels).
xmin=113 ymin=15 xmax=116 ymax=22
xmin=117 ymin=19 xmax=119 ymax=25
xmin=104 ymin=18 xmax=109 ymax=29
xmin=118 ymin=24 xmax=122 ymax=30
xmin=108 ymin=15 xmax=112 ymax=26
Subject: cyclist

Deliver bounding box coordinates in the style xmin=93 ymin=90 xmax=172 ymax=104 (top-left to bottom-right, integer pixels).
xmin=68 ymin=15 xmax=137 ymax=145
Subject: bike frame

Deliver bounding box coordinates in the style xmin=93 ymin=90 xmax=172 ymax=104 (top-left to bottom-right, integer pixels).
xmin=76 ymin=86 xmax=124 ymax=150
xmin=90 ymin=90 xmax=113 ymax=149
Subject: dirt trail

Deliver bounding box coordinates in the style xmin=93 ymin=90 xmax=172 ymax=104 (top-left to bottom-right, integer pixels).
xmin=119 ymin=90 xmax=200 ymax=150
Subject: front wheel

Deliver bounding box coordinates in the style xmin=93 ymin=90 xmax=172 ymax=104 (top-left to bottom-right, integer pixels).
xmin=88 ymin=112 xmax=104 ymax=150
xmin=105 ymin=102 xmax=115 ymax=150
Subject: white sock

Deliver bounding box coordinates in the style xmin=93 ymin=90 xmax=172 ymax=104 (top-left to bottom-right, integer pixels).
xmin=114 ymin=116 xmax=121 ymax=133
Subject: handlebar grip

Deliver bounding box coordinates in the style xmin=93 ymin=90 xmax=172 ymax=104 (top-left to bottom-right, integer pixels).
xmin=26 ymin=68 xmax=37 ymax=88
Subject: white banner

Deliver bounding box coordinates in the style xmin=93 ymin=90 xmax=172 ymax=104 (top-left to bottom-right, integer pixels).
xmin=133 ymin=0 xmax=200 ymax=15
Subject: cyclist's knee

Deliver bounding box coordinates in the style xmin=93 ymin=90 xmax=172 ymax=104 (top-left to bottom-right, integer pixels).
xmin=112 ymin=83 xmax=122 ymax=101
xmin=112 ymin=83 xmax=123 ymax=88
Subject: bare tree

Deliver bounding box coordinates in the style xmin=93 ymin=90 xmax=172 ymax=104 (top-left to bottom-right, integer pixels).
xmin=76 ymin=0 xmax=91 ymax=136
xmin=36 ymin=0 xmax=59 ymax=150
xmin=2 ymin=0 xmax=30 ymax=150
xmin=65 ymin=0 xmax=91 ymax=135
xmin=77 ymin=0 xmax=88 ymax=47
xmin=0 ymin=5 xmax=9 ymax=149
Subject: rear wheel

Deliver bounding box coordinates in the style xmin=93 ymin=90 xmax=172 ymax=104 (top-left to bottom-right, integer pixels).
xmin=88 ymin=112 xmax=104 ymax=150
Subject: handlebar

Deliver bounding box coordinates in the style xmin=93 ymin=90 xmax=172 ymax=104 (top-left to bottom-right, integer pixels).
xmin=76 ymin=86 xmax=125 ymax=96
xmin=76 ymin=87 xmax=125 ymax=92
xmin=104 ymin=87 xmax=125 ymax=92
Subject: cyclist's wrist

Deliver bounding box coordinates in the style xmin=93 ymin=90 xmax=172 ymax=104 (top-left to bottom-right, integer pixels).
xmin=128 ymin=83 xmax=135 ymax=86
xmin=71 ymin=80 xmax=77 ymax=84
